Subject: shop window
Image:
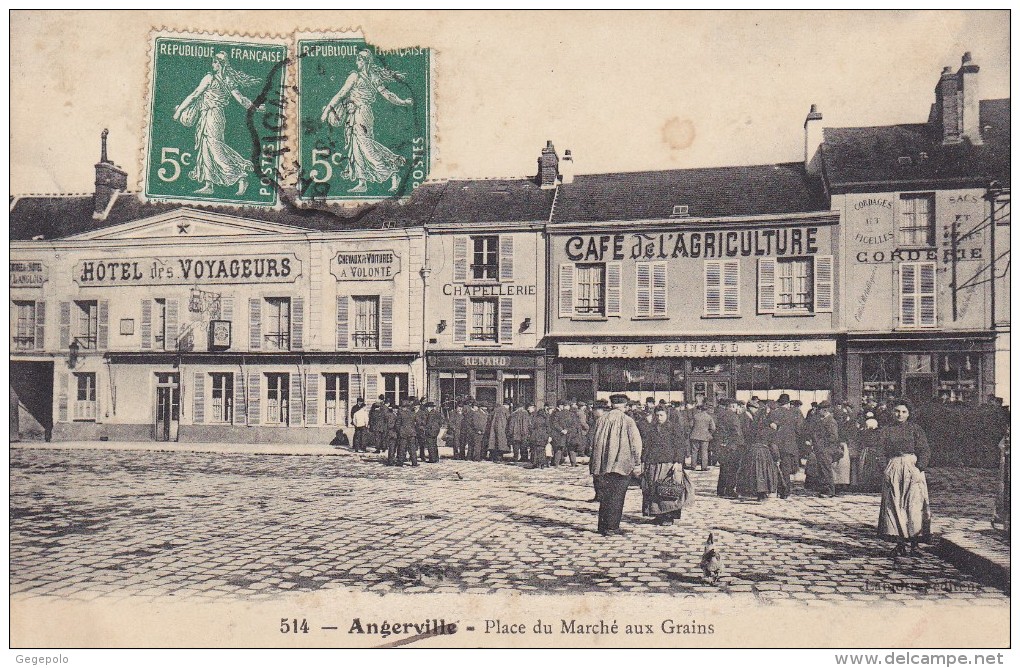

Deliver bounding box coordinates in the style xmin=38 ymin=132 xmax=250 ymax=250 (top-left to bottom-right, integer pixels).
xmin=690 ymin=359 xmax=731 ymax=375
xmin=862 ymin=354 xmax=902 ymax=405
xmin=704 ymin=260 xmax=739 ymax=316
xmin=13 ymin=301 xmax=37 ymax=350
xmin=776 ymin=258 xmax=814 ymax=312
xmin=352 ymin=296 xmax=380 ymax=349
xmin=439 ymin=372 xmax=470 ymax=411
xmin=904 ymin=354 xmax=932 ymax=374
xmin=598 ymin=359 xmax=685 ymax=403
xmin=470 ymin=298 xmax=498 ymax=342
xmin=938 ymin=353 xmax=979 ymax=403
xmin=154 ymin=298 xmax=168 ymax=350
xmin=75 ymin=300 xmax=98 ymax=349
xmin=264 ymin=298 xmax=291 ymax=350
xmin=503 ymin=373 xmax=535 ymax=407
xmin=575 ymin=263 xmax=606 ymax=316
xmin=471 ymin=236 xmax=499 ymax=281
xmin=210 ymin=373 xmax=233 ymax=424
xmin=74 ymin=372 xmax=97 ymax=421
xmin=561 ymin=360 xmax=592 ymax=376
xmin=382 ymin=372 xmax=410 ymax=407
xmin=265 ymin=373 xmax=290 ymax=424
xmin=899 ymin=262 xmax=937 ymax=328
xmin=324 ymin=373 xmax=350 ymax=426
xmin=898 ymin=193 xmax=936 ymax=247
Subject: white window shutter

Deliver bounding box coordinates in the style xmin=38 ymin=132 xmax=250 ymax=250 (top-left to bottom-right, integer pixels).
xmin=919 ymin=262 xmax=936 ymax=327
xmin=350 ymin=373 xmax=362 ymax=403
xmin=723 ymin=261 xmax=740 ymax=315
xmin=900 ymin=263 xmax=917 ymax=327
xmin=366 ymin=374 xmax=378 ymax=401
xmin=193 ymin=372 xmax=205 ymax=424
xmin=289 ymin=373 xmax=303 ymax=426
xmin=499 ymin=296 xmax=513 ymax=344
xmin=453 ymin=236 xmax=468 ymax=283
xmin=34 ymin=301 xmax=45 ymax=350
xmin=165 ymin=299 xmax=178 ymax=348
xmin=757 ymin=258 xmax=776 ymax=314
xmin=652 ymin=262 xmax=668 ymax=317
xmin=247 ymin=372 xmax=261 ymax=424
xmin=814 ymin=255 xmax=834 ymax=313
xmin=635 ymin=262 xmax=651 ymax=317
xmin=59 ymin=302 xmax=71 ymax=350
xmin=380 ymin=295 xmax=394 ymax=349
xmin=704 ymin=261 xmax=722 ymax=316
xmin=453 ymin=297 xmax=468 ymax=343
xmin=605 ymin=262 xmax=622 ymax=316
xmin=291 ymin=297 xmax=304 ymax=350
xmin=249 ymin=298 xmax=262 ymax=350
xmin=558 ymin=264 xmax=575 ymax=318
xmin=499 ymin=235 xmax=514 ymax=281
xmin=140 ymin=299 xmax=152 ymax=350
xmin=57 ymin=373 xmax=69 ymax=422
xmin=336 ymin=296 xmax=349 ymax=349
xmin=98 ymin=300 xmax=110 ymax=350
xmin=305 ymin=373 xmax=319 ymax=426
xmin=233 ymin=372 xmax=246 ymax=425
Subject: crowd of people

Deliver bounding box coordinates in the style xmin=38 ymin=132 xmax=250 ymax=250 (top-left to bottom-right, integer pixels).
xmin=339 ymin=392 xmax=972 ymax=551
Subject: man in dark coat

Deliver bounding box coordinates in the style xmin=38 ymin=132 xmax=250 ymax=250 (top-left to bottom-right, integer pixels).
xmin=392 ymin=400 xmax=419 ymax=467
xmin=807 ymin=400 xmax=841 ymax=497
xmin=549 ymin=399 xmax=576 ymax=466
xmin=771 ymin=393 xmax=802 ymax=499
xmin=367 ymin=394 xmax=390 ymax=454
xmin=714 ymin=399 xmax=745 ymax=498
xmin=412 ymin=401 xmax=428 ymax=462
xmin=446 ymin=404 xmax=465 ymax=460
xmin=507 ymin=403 xmax=533 ymax=462
xmin=529 ymin=404 xmax=552 ymax=468
xmin=421 ymin=401 xmax=443 ymax=463
xmin=464 ymin=402 xmax=488 ymax=461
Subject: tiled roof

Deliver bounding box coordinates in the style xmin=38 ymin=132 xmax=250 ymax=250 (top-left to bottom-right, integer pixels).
xmin=429 ymin=178 xmax=555 ymax=225
xmin=9 ymin=184 xmax=446 ymax=241
xmin=550 ymin=163 xmax=828 ymax=224
xmin=820 ymin=98 xmax=1010 ymax=192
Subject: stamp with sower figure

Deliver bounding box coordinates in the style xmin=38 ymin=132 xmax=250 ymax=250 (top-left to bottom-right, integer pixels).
xmin=296 ymin=32 xmax=431 ymax=202
xmin=143 ymin=32 xmax=288 ymax=207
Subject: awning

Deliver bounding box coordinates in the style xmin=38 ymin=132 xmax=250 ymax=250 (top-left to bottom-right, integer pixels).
xmin=558 ymin=339 xmax=837 ymax=359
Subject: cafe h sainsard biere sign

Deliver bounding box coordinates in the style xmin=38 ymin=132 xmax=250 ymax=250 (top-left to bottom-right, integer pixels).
xmin=559 ymin=340 xmax=837 ymax=359
xmin=72 ymin=254 xmax=301 ymax=286
xmin=331 ymin=250 xmax=401 ymax=281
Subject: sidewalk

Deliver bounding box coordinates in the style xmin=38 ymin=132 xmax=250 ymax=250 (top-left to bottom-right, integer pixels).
xmin=11 ymin=439 xmax=354 ymax=457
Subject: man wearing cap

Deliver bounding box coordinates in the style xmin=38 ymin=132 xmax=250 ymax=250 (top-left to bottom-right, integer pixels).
xmin=806 ymin=400 xmax=840 ymax=497
xmin=421 ymin=401 xmax=443 ymax=463
xmin=590 ymin=394 xmax=643 ymax=536
xmin=392 ymin=399 xmax=419 ymax=467
xmin=771 ymin=393 xmax=803 ymax=499
xmin=464 ymin=401 xmax=488 ymax=461
xmin=367 ymin=394 xmax=390 ymax=455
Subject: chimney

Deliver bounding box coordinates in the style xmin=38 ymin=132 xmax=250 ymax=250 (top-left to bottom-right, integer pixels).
xmin=94 ymin=129 xmax=127 ymax=218
xmin=957 ymin=51 xmax=982 ymax=144
xmin=559 ymin=149 xmax=575 ymax=185
xmin=934 ymin=66 xmax=962 ymax=144
xmin=804 ymin=104 xmax=823 ymax=175
xmin=536 ymin=140 xmax=559 ymax=189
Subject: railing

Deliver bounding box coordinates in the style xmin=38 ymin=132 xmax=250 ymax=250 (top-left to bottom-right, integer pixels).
xmin=12 ymin=336 xmax=36 ymax=350
xmin=263 ymin=333 xmax=291 ymax=351
xmin=73 ymin=401 xmax=97 ymax=421
xmin=74 ymin=335 xmax=97 ymax=350
xmin=352 ymin=332 xmax=379 ymax=349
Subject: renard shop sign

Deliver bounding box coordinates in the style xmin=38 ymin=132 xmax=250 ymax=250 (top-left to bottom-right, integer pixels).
xmin=564 ymin=227 xmax=821 ymax=262
xmin=73 ymin=254 xmax=301 ymax=286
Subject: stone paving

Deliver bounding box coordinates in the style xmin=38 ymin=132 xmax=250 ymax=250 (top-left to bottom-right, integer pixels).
xmin=9 ymin=445 xmax=1010 ymax=604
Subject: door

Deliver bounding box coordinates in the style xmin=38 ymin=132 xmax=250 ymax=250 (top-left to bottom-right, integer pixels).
xmin=155 ymin=373 xmax=181 ymax=441
xmin=474 ymin=385 xmax=499 ymax=406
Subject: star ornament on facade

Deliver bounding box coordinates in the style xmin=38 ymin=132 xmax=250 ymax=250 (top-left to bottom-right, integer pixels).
xmin=177 ymin=222 xmax=190 ymax=234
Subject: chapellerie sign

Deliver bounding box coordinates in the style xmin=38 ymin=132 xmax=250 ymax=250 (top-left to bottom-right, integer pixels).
xmin=559 ymin=340 xmax=836 ymax=359
xmin=72 ymin=254 xmax=301 ymax=286
xmin=331 ymin=250 xmax=401 ymax=281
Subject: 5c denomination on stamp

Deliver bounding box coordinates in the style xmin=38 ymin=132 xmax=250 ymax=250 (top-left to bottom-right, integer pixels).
xmin=297 ymin=32 xmax=431 ymax=201
xmin=143 ymin=32 xmax=288 ymax=207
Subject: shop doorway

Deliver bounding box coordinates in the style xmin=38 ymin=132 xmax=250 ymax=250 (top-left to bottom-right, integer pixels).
xmin=474 ymin=385 xmax=499 ymax=406
xmin=689 ymin=378 xmax=732 ymax=405
xmin=155 ymin=372 xmax=180 ymax=441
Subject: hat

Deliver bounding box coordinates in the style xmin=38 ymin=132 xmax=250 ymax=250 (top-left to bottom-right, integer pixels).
xmin=558 ymin=398 xmax=570 ymax=406
xmin=777 ymin=393 xmax=790 ymax=405
xmin=424 ymin=401 xmax=436 ymax=408
xmin=865 ymin=418 xmax=879 ymax=429
xmin=817 ymin=400 xmax=832 ymax=410
xmin=594 ymin=399 xmax=610 ymax=409
xmin=609 ymin=394 xmax=629 ymax=405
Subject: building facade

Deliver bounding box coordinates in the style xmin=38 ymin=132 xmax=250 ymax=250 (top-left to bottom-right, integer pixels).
xmin=813 ymin=52 xmax=1011 ymax=407
xmin=545 ymin=164 xmax=841 ymax=406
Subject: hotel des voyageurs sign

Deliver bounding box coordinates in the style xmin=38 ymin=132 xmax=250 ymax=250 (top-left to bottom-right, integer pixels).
xmin=72 ymin=253 xmax=301 ymax=286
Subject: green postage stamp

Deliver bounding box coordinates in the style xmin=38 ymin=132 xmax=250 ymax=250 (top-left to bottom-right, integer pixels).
xmin=144 ymin=33 xmax=288 ymax=207
xmin=297 ymin=33 xmax=432 ymax=201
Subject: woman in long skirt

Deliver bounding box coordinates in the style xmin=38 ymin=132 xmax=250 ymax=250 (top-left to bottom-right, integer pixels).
xmin=854 ymin=417 xmax=885 ymax=492
xmin=737 ymin=408 xmax=781 ymax=501
xmin=641 ymin=407 xmax=695 ymax=525
xmin=877 ymin=401 xmax=932 ymax=556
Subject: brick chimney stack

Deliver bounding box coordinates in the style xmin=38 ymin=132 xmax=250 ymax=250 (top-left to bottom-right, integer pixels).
xmin=931 ymin=53 xmax=982 ymax=146
xmin=94 ymin=129 xmax=128 ymax=218
xmin=537 ymin=140 xmax=559 ymax=189
xmin=804 ymin=104 xmax=823 ymax=175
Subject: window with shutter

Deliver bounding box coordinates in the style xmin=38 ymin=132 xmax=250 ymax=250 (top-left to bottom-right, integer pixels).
xmin=499 ymin=235 xmax=514 ymax=281
xmin=558 ymin=264 xmax=575 ymax=318
xmin=336 ymin=295 xmax=349 ymax=349
xmin=366 ymin=373 xmax=378 ymax=401
xmin=57 ymin=373 xmax=69 ymax=422
xmin=453 ymin=297 xmax=468 ymax=343
xmin=34 ymin=301 xmax=45 ymax=350
xmin=704 ymin=261 xmax=722 ymax=316
xmin=165 ymin=299 xmax=178 ymax=349
xmin=233 ymin=372 xmax=246 ymax=424
xmin=379 ymin=295 xmax=393 ymax=349
xmin=722 ymin=261 xmax=739 ymax=315
xmin=193 ymin=372 xmax=205 ymax=424
xmin=919 ymin=263 xmax=936 ymax=326
xmin=249 ymin=298 xmax=261 ymax=350
xmin=97 ymin=300 xmax=109 ymax=350
xmin=499 ymin=296 xmax=513 ymax=344
xmin=289 ymin=373 xmax=303 ymax=426
xmin=13 ymin=301 xmax=37 ymax=350
xmin=140 ymin=299 xmax=152 ymax=350
xmin=652 ymin=261 xmax=668 ymax=317
xmin=453 ymin=236 xmax=468 ymax=283
xmin=350 ymin=373 xmax=362 ymax=403
xmin=757 ymin=258 xmax=776 ymax=314
xmin=292 ymin=297 xmax=304 ymax=350
xmin=814 ymin=255 xmax=834 ymax=313
xmin=900 ymin=262 xmax=937 ymax=328
xmin=605 ymin=262 xmax=622 ymax=316
xmin=247 ymin=372 xmax=261 ymax=424
xmin=635 ymin=262 xmax=652 ymax=317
